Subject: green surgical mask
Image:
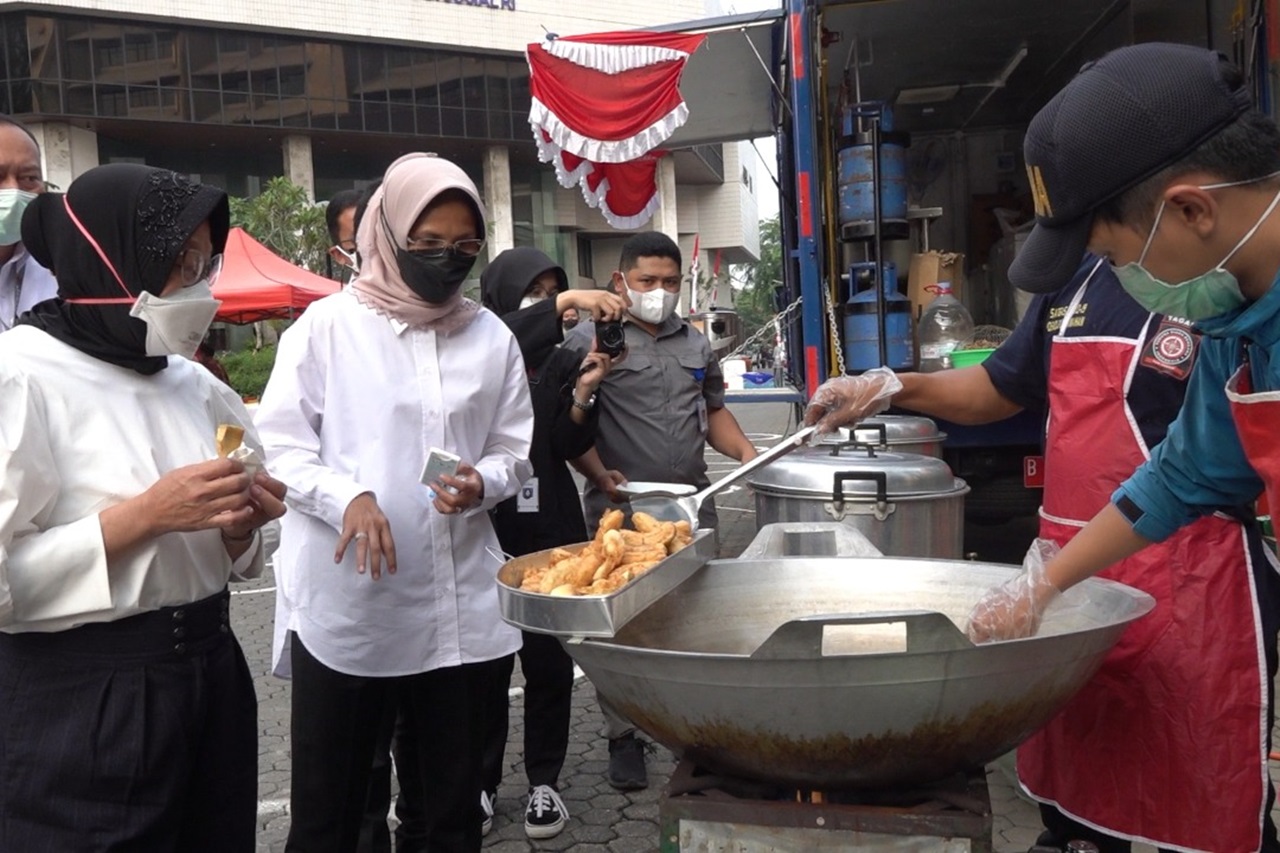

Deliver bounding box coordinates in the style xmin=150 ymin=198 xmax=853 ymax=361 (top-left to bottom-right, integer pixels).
xmin=0 ymin=188 xmax=36 ymax=247
xmin=1113 ymin=173 xmax=1280 ymax=321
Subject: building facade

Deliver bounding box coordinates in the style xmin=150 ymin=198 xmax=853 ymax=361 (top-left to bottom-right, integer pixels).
xmin=0 ymin=0 xmax=760 ymax=286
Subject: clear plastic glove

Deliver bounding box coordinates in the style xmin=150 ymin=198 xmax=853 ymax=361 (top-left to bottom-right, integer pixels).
xmin=965 ymin=539 xmax=1062 ymax=643
xmin=802 ymin=367 xmax=904 ymax=435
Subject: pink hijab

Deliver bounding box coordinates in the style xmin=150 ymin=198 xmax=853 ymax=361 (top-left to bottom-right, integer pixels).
xmin=351 ymin=153 xmax=485 ymax=332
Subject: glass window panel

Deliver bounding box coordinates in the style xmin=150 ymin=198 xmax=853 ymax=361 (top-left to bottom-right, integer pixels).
xmin=191 ymin=89 xmax=221 ymax=122
xmin=487 ymin=111 xmax=511 ymax=141
xmin=460 ymin=57 xmax=485 ymax=110
xmin=89 ymin=23 xmax=124 ymax=75
xmin=484 ymin=59 xmax=508 ymax=113
xmin=65 ymin=82 xmax=95 ymax=115
xmin=186 ymin=30 xmax=219 ymax=89
xmin=32 ymin=81 xmax=60 ymax=113
xmin=363 ymin=101 xmax=389 ymax=133
xmin=59 ymin=20 xmax=93 ymax=80
xmin=510 ymin=68 xmax=530 ymax=111
xmin=359 ymin=47 xmax=388 ymax=103
xmin=389 ymin=102 xmax=413 ymax=134
xmin=415 ymin=103 xmax=440 ymax=136
xmin=436 ymin=55 xmax=462 ymax=108
xmin=441 ymin=106 xmax=464 ymax=137
xmin=335 ymin=100 xmax=363 ymax=132
xmin=27 ymin=17 xmax=59 ymax=82
xmin=97 ymin=83 xmax=126 ymax=116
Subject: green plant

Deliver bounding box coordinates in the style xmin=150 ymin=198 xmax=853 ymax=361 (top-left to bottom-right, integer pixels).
xmin=230 ymin=177 xmax=331 ymax=276
xmin=222 ymin=345 xmax=277 ymax=400
xmin=733 ymin=215 xmax=783 ymax=340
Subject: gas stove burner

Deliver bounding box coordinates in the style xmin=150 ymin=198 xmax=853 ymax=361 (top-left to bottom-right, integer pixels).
xmin=659 ymin=758 xmax=994 ymax=850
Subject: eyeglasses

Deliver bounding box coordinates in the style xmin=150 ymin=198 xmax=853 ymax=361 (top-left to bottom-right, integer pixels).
xmin=405 ymin=236 xmax=486 ymax=259
xmin=175 ymin=249 xmax=223 ymax=287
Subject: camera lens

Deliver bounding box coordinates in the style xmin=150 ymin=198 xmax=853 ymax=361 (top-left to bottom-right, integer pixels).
xmin=596 ymin=320 xmax=626 ymax=359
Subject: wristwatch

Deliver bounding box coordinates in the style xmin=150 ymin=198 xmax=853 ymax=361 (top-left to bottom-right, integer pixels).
xmin=572 ymin=393 xmax=596 ymax=412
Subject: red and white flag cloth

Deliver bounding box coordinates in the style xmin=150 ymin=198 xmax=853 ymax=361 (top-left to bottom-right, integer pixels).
xmin=527 ymin=31 xmax=706 ymax=229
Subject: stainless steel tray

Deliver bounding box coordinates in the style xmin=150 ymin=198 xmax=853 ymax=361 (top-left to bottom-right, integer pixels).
xmin=496 ymin=528 xmax=717 ymax=639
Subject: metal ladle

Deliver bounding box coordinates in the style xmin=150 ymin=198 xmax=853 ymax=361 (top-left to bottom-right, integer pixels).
xmin=625 ymin=426 xmax=819 ymax=529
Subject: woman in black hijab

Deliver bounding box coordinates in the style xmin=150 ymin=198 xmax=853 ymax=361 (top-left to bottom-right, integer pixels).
xmin=0 ymin=164 xmax=286 ymax=852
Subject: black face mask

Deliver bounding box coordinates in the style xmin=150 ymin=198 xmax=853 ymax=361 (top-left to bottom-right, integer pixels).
xmin=395 ymin=249 xmax=476 ymax=304
xmin=562 ymin=317 xmax=579 ymax=331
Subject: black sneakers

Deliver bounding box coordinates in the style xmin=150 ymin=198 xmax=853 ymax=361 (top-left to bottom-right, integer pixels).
xmin=607 ymin=733 xmax=649 ymax=790
xmin=524 ymin=784 xmax=568 ymax=839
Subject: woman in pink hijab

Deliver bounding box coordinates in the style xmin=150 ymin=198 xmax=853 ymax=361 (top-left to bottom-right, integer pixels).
xmin=257 ymin=153 xmax=534 ymax=853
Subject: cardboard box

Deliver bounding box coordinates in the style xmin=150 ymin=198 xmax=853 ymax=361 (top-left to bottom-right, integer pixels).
xmin=906 ymin=251 xmax=966 ymax=318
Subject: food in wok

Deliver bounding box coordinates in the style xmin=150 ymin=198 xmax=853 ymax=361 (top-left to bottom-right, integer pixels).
xmin=519 ymin=509 xmax=694 ymax=597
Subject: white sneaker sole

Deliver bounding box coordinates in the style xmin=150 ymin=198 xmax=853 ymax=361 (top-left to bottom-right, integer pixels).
xmin=525 ymin=817 xmax=566 ymax=839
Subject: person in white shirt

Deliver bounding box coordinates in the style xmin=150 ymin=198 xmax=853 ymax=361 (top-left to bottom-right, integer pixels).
xmin=0 ymin=114 xmax=57 ymax=331
xmin=257 ymin=153 xmax=534 ymax=853
xmin=0 ymin=164 xmax=287 ymax=852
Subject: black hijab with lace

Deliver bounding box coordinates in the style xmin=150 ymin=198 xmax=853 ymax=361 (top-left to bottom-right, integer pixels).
xmin=18 ymin=164 xmax=229 ymax=375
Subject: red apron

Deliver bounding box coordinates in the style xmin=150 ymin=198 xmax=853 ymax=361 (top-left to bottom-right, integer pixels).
xmin=1227 ymin=359 xmax=1280 ymax=520
xmin=1017 ymin=271 xmax=1268 ymax=852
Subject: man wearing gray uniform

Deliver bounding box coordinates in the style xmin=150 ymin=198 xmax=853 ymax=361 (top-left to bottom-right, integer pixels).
xmin=566 ymin=231 xmax=757 ymax=789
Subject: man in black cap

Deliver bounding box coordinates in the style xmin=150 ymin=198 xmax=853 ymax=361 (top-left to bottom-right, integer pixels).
xmin=962 ymin=42 xmax=1280 ymax=852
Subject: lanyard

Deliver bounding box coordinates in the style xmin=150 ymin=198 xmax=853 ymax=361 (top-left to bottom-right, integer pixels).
xmin=6 ymin=254 xmax=24 ymax=329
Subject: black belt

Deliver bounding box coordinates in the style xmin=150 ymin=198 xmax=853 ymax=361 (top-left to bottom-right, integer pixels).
xmin=0 ymin=588 xmax=233 ymax=663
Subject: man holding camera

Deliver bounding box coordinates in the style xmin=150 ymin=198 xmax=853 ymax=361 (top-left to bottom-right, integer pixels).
xmin=566 ymin=231 xmax=757 ymax=789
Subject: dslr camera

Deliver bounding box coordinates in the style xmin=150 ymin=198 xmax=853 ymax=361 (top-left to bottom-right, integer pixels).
xmin=595 ymin=319 xmax=626 ymax=359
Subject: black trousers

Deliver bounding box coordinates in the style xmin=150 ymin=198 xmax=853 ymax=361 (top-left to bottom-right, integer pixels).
xmin=0 ymin=589 xmax=258 ymax=853
xmin=285 ymin=632 xmax=502 ymax=853
xmin=480 ymin=631 xmax=575 ymax=794
xmin=357 ymin=697 xmax=426 ymax=853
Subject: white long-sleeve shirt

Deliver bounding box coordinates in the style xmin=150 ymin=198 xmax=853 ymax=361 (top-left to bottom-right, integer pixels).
xmin=0 ymin=326 xmax=264 ymax=633
xmin=0 ymin=247 xmax=58 ymax=333
xmin=256 ymin=290 xmax=533 ymax=678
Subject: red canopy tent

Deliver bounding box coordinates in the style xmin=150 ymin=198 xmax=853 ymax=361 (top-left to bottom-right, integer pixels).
xmin=213 ymin=227 xmax=340 ymax=324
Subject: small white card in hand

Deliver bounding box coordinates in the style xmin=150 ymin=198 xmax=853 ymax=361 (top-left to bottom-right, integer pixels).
xmin=421 ymin=447 xmax=461 ymax=499
xmin=517 ymin=477 xmax=539 ymax=513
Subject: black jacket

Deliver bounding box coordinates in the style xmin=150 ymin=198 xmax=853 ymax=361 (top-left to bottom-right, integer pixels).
xmin=481 ymin=249 xmax=595 ymax=555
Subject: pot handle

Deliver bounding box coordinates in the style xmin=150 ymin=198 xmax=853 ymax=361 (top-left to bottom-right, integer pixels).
xmin=750 ymin=610 xmax=973 ymax=660
xmin=832 ymin=471 xmax=888 ymax=506
xmin=843 ymin=422 xmax=889 ymax=452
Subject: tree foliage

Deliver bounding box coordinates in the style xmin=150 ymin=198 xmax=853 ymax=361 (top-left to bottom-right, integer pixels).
xmin=734 ymin=215 xmax=783 ymax=341
xmin=229 ymin=177 xmax=331 ymax=276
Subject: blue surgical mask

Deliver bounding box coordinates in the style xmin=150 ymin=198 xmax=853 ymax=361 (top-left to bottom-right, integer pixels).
xmin=0 ymin=188 xmax=36 ymax=247
xmin=1113 ymin=172 xmax=1280 ymax=320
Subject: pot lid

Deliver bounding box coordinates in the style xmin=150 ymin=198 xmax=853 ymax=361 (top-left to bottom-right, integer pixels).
xmin=820 ymin=415 xmax=945 ymax=448
xmin=745 ymin=445 xmax=960 ymax=498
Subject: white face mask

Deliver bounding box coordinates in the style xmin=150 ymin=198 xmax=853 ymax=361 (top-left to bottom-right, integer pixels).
xmin=625 ymin=282 xmax=679 ymax=324
xmin=518 ymin=294 xmax=546 ymax=310
xmin=0 ymin=188 xmax=36 ymax=247
xmin=333 ymin=246 xmax=359 ymax=273
xmin=129 ymin=280 xmax=222 ymax=358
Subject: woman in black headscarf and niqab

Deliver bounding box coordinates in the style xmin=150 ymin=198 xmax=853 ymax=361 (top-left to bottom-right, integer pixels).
xmin=0 ymin=163 xmax=287 ymax=852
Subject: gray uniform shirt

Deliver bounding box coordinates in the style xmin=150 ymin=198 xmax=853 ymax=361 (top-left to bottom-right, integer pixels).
xmin=566 ymin=316 xmax=725 ymax=531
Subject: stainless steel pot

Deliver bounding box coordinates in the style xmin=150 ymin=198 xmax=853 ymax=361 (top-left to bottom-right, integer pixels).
xmin=566 ymin=556 xmax=1154 ymax=789
xmin=823 ymin=414 xmax=946 ymax=458
xmin=691 ymin=309 xmax=742 ymax=357
xmin=747 ymin=443 xmax=968 ymax=558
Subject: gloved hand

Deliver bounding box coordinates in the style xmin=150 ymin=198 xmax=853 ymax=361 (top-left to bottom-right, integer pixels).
xmin=965 ymin=539 xmax=1062 ymax=643
xmin=802 ymin=367 xmax=903 ymax=435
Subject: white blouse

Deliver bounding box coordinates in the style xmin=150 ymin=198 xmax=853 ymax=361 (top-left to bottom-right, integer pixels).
xmin=0 ymin=326 xmax=264 ymax=633
xmin=257 ymin=290 xmax=532 ymax=678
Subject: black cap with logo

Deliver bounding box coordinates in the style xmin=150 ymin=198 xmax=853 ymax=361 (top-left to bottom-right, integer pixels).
xmin=1011 ymin=42 xmax=1253 ymax=293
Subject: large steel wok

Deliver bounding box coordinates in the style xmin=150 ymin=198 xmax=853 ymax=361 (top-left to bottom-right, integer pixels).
xmin=567 ymin=556 xmax=1153 ymax=789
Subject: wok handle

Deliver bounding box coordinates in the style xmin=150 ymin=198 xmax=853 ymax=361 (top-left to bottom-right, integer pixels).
xmin=832 ymin=471 xmax=888 ymax=506
xmin=750 ymin=610 xmax=973 ymax=660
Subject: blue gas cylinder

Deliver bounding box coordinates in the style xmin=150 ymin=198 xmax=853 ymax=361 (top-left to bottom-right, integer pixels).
xmin=843 ymin=261 xmax=914 ymax=372
xmin=838 ymin=135 xmax=908 ymax=225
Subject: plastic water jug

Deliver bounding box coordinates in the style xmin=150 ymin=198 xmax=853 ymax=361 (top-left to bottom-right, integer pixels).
xmin=917 ymin=282 xmax=974 ymax=372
